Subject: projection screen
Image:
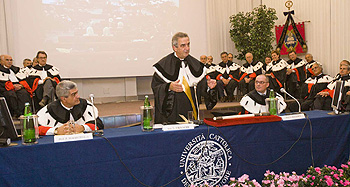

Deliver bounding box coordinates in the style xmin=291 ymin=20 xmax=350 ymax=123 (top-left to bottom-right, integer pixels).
xmin=4 ymin=0 xmax=206 ymax=78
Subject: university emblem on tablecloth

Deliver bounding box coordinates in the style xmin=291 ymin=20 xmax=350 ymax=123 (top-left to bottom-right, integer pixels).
xmin=179 ymin=133 xmax=232 ymax=186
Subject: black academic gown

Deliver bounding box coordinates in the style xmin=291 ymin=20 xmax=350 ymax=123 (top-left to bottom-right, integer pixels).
xmin=0 ymin=65 xmax=31 ymax=116
xmin=306 ymin=60 xmax=316 ymax=78
xmin=152 ymin=53 xmax=217 ymax=124
xmin=240 ymin=89 xmax=286 ymax=114
xmin=266 ymin=59 xmax=287 ymax=94
xmin=26 ymin=64 xmax=61 ymax=89
xmin=287 ymin=57 xmax=307 ymax=84
xmin=314 ymin=74 xmax=350 ymax=111
xmin=205 ymin=63 xmax=218 ymax=79
xmin=290 ymin=73 xmax=332 ymax=112
xmin=239 ymin=61 xmax=264 ymax=94
xmin=37 ymin=98 xmax=104 ymax=135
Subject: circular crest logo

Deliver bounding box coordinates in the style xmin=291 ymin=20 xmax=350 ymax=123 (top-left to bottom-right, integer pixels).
xmin=179 ymin=133 xmax=232 ymax=186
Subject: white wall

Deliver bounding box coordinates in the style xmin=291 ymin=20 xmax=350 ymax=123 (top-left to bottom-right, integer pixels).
xmin=260 ymin=0 xmax=349 ymax=77
xmin=1 ymin=0 xmax=349 ymax=103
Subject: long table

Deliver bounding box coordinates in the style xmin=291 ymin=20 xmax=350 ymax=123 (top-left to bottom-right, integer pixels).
xmin=0 ymin=111 xmax=349 ymax=186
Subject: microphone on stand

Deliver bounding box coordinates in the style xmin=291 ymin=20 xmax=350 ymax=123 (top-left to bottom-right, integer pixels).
xmin=280 ymin=88 xmax=301 ymax=113
xmin=193 ymin=82 xmax=200 ymax=121
xmin=89 ymin=93 xmax=94 ymax=105
xmin=89 ymin=93 xmax=103 ymax=136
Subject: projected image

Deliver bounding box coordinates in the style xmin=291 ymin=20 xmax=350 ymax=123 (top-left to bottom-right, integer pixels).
xmin=38 ymin=0 xmax=179 ymax=77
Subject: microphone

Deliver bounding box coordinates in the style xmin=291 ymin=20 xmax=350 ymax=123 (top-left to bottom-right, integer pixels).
xmin=280 ymin=88 xmax=301 ymax=113
xmin=89 ymin=93 xmax=103 ymax=136
xmin=193 ymin=82 xmax=200 ymax=122
xmin=89 ymin=94 xmax=94 ymax=104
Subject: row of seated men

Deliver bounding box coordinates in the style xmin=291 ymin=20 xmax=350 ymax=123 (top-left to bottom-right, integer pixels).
xmin=0 ymin=51 xmax=60 ymax=117
xmin=199 ymin=51 xmax=319 ymax=103
xmin=241 ymin=61 xmax=350 ymax=114
xmin=200 ymin=51 xmax=350 ymax=112
xmin=0 ymin=52 xmax=105 ymax=136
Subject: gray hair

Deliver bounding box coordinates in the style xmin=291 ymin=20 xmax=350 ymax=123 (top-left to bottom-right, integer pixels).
xmin=340 ymin=63 xmax=350 ymax=71
xmin=172 ymin=32 xmax=188 ymax=48
xmin=258 ymin=74 xmax=270 ymax=83
xmin=312 ymin=62 xmax=323 ymax=71
xmin=56 ymin=80 xmax=77 ymax=99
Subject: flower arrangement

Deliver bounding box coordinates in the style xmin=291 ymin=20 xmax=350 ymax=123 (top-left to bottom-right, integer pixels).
xmin=191 ymin=162 xmax=350 ymax=187
xmin=261 ymin=170 xmax=305 ymax=186
xmin=226 ymin=174 xmax=261 ymax=187
xmin=300 ymin=162 xmax=350 ymax=186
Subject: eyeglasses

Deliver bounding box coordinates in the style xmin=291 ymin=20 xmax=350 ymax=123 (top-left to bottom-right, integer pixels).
xmin=255 ymin=81 xmax=268 ymax=85
xmin=38 ymin=57 xmax=47 ymax=59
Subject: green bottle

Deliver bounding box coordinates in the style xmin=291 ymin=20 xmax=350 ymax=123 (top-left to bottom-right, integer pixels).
xmin=23 ymin=102 xmax=36 ymax=143
xmin=269 ymin=89 xmax=277 ymax=115
xmin=143 ymin=96 xmax=152 ymax=131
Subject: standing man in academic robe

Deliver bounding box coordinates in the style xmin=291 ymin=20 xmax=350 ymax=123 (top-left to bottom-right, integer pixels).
xmin=37 ymin=80 xmax=104 ymax=135
xmin=0 ymin=55 xmax=31 ymax=117
xmin=152 ymin=32 xmax=217 ymax=124
xmin=25 ymin=51 xmax=61 ymax=110
xmin=239 ymin=52 xmax=264 ymax=95
xmin=216 ymin=52 xmax=240 ymax=102
xmin=286 ymin=51 xmax=307 ymax=99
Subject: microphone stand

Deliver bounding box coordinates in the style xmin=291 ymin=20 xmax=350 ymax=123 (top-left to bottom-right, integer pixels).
xmin=280 ymin=88 xmax=302 ymax=113
xmin=193 ymin=84 xmax=200 ymax=121
xmin=90 ymin=94 xmax=103 ymax=136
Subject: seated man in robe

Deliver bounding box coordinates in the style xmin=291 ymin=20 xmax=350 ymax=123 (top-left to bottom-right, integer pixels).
xmin=216 ymin=52 xmax=240 ymax=102
xmin=265 ymin=50 xmax=288 ymax=95
xmin=37 ymin=80 xmax=104 ymax=135
xmin=0 ymin=55 xmax=31 ymax=117
xmin=314 ymin=62 xmax=350 ymax=111
xmin=239 ymin=52 xmax=264 ymax=95
xmin=240 ymin=74 xmax=286 ymax=114
xmin=305 ymin=53 xmax=317 ymax=78
xmin=286 ymin=51 xmax=307 ymax=99
xmin=289 ymin=62 xmax=332 ymax=112
xmin=25 ymin=51 xmax=61 ymax=110
xmin=205 ymin=55 xmax=217 ymax=80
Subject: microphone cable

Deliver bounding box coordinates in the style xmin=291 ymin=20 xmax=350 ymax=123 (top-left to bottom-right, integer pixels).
xmin=193 ymin=84 xmax=200 ymax=120
xmin=89 ymin=94 xmax=98 ymax=131
xmin=203 ymin=112 xmax=315 ymax=166
xmin=95 ymin=124 xmax=212 ymax=187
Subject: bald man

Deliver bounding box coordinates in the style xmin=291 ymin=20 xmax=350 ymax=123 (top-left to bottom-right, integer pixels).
xmin=239 ymin=52 xmax=264 ymax=95
xmin=0 ymin=55 xmax=31 ymax=117
xmin=305 ymin=53 xmax=318 ymax=78
xmin=200 ymin=55 xmax=207 ymax=65
xmin=0 ymin=55 xmax=5 ymax=66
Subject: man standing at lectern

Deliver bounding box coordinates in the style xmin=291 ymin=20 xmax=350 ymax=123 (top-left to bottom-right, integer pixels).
xmin=152 ymin=32 xmax=217 ymax=124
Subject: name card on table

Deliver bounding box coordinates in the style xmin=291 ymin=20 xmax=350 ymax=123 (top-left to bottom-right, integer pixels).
xmin=54 ymin=133 xmax=93 ymax=143
xmin=162 ymin=124 xmax=198 ymax=131
xmin=281 ymin=113 xmax=305 ymax=121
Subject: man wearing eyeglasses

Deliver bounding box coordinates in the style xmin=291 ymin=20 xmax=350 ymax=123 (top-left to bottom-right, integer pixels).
xmin=240 ymin=74 xmax=286 ymax=114
xmin=289 ymin=62 xmax=332 ymax=112
xmin=24 ymin=51 xmax=61 ymax=110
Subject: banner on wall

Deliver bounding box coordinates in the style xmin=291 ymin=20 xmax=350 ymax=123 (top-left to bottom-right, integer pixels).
xmin=275 ymin=10 xmax=307 ymax=55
